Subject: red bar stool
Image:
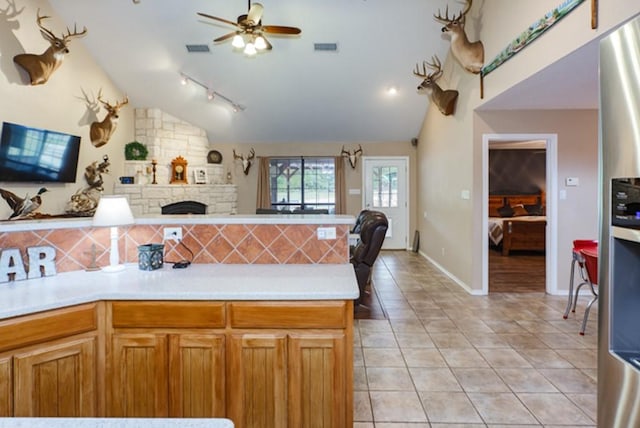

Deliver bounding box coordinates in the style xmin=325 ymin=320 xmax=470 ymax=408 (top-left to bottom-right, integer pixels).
xmin=579 ymin=247 xmax=598 ymax=335
xmin=563 ymin=240 xmax=598 ymax=319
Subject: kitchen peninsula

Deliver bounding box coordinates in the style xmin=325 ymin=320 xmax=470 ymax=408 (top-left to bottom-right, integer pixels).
xmin=0 ymin=214 xmax=357 ymax=428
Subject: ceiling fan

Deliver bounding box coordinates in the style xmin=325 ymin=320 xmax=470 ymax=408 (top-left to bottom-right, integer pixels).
xmin=197 ymin=1 xmax=302 ymax=55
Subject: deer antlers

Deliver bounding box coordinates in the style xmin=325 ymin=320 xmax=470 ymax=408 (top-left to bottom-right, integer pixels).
xmin=233 ymin=148 xmax=256 ymax=175
xmin=432 ymin=0 xmax=483 ymax=74
xmin=13 ymin=9 xmax=87 ymax=85
xmin=433 ymin=0 xmax=472 ymax=24
xmin=341 ymin=145 xmax=363 ymax=169
xmin=37 ymin=10 xmax=87 ymax=43
xmin=414 ymin=56 xmax=443 ymax=81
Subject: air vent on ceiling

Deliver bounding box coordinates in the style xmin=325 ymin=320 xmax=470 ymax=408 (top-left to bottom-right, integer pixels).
xmin=186 ymin=44 xmax=210 ymax=53
xmin=314 ymin=43 xmax=338 ymax=52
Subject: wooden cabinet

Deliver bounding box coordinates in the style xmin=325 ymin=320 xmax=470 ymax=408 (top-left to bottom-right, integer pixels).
xmin=228 ymin=332 xmax=348 ymax=428
xmin=0 ymin=355 xmax=11 ymax=416
xmin=108 ymin=334 xmax=168 ymax=417
xmin=13 ymin=337 xmax=97 ymax=417
xmin=0 ymin=299 xmax=353 ymax=425
xmin=169 ymin=334 xmax=226 ymax=418
xmin=106 ymin=302 xmax=227 ymax=418
xmin=227 ymin=301 xmax=353 ymax=428
xmin=288 ymin=333 xmax=347 ymax=427
xmin=228 ymin=333 xmax=287 ymax=428
xmin=0 ymin=303 xmax=100 ymax=417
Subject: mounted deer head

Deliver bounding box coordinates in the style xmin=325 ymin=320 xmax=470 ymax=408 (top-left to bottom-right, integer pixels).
xmin=13 ymin=9 xmax=87 ymax=85
xmin=89 ymin=92 xmax=128 ymax=148
xmin=341 ymin=145 xmax=363 ymax=169
xmin=413 ymin=56 xmax=459 ymax=116
xmin=233 ymin=148 xmax=255 ymax=175
xmin=433 ymin=0 xmax=484 ymax=74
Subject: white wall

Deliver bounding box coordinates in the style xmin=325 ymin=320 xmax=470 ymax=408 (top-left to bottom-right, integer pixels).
xmin=417 ymin=0 xmax=640 ymax=291
xmin=0 ymin=0 xmax=130 ymax=218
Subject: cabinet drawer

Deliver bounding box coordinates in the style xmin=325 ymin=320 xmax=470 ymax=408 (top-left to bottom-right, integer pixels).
xmin=111 ymin=301 xmax=225 ymax=328
xmin=0 ymin=303 xmax=97 ymax=352
xmin=229 ymin=301 xmax=348 ymax=329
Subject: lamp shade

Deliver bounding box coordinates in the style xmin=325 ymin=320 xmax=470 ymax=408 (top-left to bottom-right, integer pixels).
xmin=92 ymin=195 xmax=135 ymax=227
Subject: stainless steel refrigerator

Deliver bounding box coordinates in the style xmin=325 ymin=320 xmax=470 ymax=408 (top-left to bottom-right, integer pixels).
xmin=600 ymin=14 xmax=640 ymax=427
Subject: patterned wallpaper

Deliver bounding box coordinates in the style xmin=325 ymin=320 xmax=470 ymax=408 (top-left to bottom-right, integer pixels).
xmin=0 ymin=223 xmax=349 ymax=277
xmin=489 ymin=149 xmax=546 ymax=195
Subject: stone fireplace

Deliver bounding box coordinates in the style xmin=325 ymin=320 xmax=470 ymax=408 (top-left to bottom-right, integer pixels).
xmin=113 ymin=108 xmax=237 ymax=215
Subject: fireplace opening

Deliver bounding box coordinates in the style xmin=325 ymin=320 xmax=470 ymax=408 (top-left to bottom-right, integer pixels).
xmin=161 ymin=201 xmax=207 ymax=215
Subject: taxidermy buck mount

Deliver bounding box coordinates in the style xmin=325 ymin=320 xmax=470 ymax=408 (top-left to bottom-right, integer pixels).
xmin=233 ymin=148 xmax=255 ymax=175
xmin=13 ymin=9 xmax=87 ymax=85
xmin=413 ymin=56 xmax=458 ymax=116
xmin=341 ymin=145 xmax=363 ymax=169
xmin=89 ymin=91 xmax=128 ymax=148
xmin=434 ymin=0 xmax=484 ymax=74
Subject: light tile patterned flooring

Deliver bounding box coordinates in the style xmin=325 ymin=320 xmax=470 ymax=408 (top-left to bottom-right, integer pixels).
xmin=353 ymin=251 xmax=597 ymax=428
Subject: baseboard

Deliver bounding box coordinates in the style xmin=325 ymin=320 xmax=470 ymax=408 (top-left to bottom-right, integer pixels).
xmin=417 ymin=250 xmax=485 ymax=296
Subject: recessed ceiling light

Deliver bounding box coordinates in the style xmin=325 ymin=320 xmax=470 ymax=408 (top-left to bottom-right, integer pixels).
xmin=387 ymin=87 xmax=398 ymax=96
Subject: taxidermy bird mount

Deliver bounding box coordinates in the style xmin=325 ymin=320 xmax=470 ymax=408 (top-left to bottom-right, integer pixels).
xmin=0 ymin=187 xmax=48 ymax=220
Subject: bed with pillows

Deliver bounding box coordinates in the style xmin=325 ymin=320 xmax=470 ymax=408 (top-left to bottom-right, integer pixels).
xmin=488 ymin=193 xmax=546 ymax=256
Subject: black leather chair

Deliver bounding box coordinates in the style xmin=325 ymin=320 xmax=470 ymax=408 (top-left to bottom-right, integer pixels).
xmin=350 ymin=211 xmax=388 ymax=305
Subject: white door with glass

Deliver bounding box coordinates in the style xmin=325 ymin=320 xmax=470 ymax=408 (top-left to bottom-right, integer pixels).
xmin=363 ymin=157 xmax=408 ymax=250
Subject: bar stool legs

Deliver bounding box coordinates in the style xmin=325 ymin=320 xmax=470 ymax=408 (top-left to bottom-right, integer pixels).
xmin=580 ymin=282 xmax=598 ymax=335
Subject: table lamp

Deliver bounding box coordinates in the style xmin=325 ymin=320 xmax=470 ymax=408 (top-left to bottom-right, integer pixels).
xmin=92 ymin=195 xmax=134 ymax=272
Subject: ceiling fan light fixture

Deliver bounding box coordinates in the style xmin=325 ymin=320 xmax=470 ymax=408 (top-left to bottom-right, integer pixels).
xmin=232 ymin=34 xmax=245 ymax=49
xmin=254 ymin=35 xmax=267 ymax=50
xmin=244 ymin=42 xmax=257 ymax=56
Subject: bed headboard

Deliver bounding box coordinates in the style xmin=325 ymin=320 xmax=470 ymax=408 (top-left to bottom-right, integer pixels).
xmin=489 ymin=191 xmax=545 ymax=217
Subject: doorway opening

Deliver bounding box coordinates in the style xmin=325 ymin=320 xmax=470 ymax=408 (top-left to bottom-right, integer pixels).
xmin=482 ymin=134 xmax=558 ymax=294
xmin=362 ymin=156 xmax=409 ymax=250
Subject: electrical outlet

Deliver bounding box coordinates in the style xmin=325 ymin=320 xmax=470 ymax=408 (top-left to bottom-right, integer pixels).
xmin=317 ymin=227 xmax=336 ymax=240
xmin=163 ymin=227 xmax=182 ymax=241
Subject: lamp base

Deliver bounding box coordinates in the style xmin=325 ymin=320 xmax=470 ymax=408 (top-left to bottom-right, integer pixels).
xmin=102 ymin=264 xmax=126 ymax=273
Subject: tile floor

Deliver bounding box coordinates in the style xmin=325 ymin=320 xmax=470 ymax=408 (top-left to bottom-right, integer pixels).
xmin=353 ymin=251 xmax=597 ymax=428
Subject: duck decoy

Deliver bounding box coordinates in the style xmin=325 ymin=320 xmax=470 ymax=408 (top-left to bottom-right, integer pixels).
xmin=0 ymin=187 xmax=48 ymax=219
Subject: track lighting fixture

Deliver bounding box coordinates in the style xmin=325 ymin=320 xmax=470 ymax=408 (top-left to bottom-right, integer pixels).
xmin=179 ymin=73 xmax=245 ymax=112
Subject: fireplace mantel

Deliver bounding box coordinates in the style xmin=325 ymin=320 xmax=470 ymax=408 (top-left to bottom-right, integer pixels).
xmin=113 ymin=183 xmax=237 ymax=215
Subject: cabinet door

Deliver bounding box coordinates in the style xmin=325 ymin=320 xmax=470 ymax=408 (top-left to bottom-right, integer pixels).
xmin=168 ymin=334 xmax=225 ymax=417
xmin=228 ymin=333 xmax=287 ymax=428
xmin=13 ymin=337 xmax=96 ymax=416
xmin=0 ymin=355 xmax=11 ymax=416
xmin=288 ymin=333 xmax=347 ymax=428
xmin=108 ymin=334 xmax=168 ymax=417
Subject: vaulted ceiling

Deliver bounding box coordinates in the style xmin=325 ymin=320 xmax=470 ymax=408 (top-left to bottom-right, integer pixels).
xmin=46 ymin=0 xmax=599 ymax=145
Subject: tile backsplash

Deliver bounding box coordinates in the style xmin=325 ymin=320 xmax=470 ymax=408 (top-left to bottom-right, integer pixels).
xmin=0 ymin=223 xmax=349 ymax=276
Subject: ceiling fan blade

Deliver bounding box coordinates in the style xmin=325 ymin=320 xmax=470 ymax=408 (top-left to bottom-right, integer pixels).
xmin=262 ymin=34 xmax=273 ymax=50
xmin=197 ymin=12 xmax=240 ymax=28
xmin=246 ymin=3 xmax=264 ymax=25
xmin=262 ymin=25 xmax=301 ymax=35
xmin=214 ymin=32 xmax=237 ymax=43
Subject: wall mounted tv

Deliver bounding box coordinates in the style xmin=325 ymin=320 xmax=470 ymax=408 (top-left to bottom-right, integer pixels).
xmin=0 ymin=122 xmax=81 ymax=183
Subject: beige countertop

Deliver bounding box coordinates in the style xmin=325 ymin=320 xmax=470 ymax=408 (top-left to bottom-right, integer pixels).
xmin=0 ymin=263 xmax=359 ymax=319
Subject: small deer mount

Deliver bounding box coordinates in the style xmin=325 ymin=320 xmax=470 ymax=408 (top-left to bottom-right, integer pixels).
xmin=233 ymin=148 xmax=255 ymax=175
xmin=434 ymin=0 xmax=484 ymax=74
xmin=341 ymin=145 xmax=363 ymax=169
xmin=89 ymin=91 xmax=128 ymax=148
xmin=413 ymin=56 xmax=458 ymax=116
xmin=13 ymin=9 xmax=87 ymax=85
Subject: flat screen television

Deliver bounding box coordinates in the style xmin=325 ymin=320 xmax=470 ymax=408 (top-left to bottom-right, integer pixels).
xmin=0 ymin=122 xmax=81 ymax=183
